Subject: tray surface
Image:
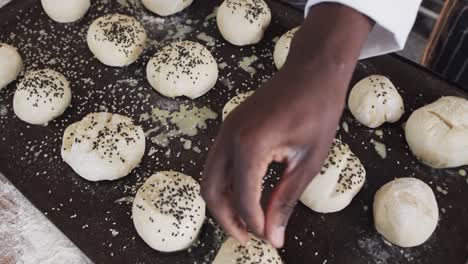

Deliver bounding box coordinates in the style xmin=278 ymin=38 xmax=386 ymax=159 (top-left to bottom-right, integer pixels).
xmin=0 ymin=0 xmax=467 ymax=263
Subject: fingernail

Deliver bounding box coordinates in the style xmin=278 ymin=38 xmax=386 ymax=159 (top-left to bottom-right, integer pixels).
xmin=270 ymin=226 xmax=285 ymax=248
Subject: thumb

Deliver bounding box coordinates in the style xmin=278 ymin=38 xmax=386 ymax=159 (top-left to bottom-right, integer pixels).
xmin=265 ymin=149 xmax=326 ymax=248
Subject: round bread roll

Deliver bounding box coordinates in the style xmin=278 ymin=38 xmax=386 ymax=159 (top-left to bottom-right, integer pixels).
xmin=216 ymin=0 xmax=271 ymax=46
xmin=41 ymin=0 xmax=90 ymax=23
xmin=13 ymin=69 xmax=71 ymax=125
xmin=213 ymin=234 xmax=282 ymax=264
xmin=132 ymin=171 xmax=206 ymax=252
xmin=146 ymin=40 xmax=218 ymax=99
xmin=273 ymin=27 xmax=299 ymax=69
xmin=0 ymin=43 xmax=22 ymax=90
xmin=142 ymin=0 xmax=193 ymax=16
xmin=373 ymin=177 xmax=439 ymax=247
xmin=222 ymin=91 xmax=254 ymax=120
xmin=61 ymin=113 xmax=145 ymax=181
xmin=405 ymin=96 xmax=468 ymax=168
xmin=348 ymin=75 xmax=404 ymax=128
xmin=300 ymin=139 xmax=366 ymax=213
xmin=87 ymin=14 xmax=147 ymax=67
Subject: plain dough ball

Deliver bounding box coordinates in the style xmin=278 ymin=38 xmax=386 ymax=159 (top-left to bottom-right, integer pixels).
xmin=273 ymin=27 xmax=299 ymax=69
xmin=300 ymin=139 xmax=366 ymax=213
xmin=213 ymin=234 xmax=282 ymax=264
xmin=61 ymin=113 xmax=145 ymax=181
xmin=217 ymin=0 xmax=271 ymax=46
xmin=373 ymin=177 xmax=439 ymax=247
xmin=147 ymin=40 xmax=218 ymax=99
xmin=41 ymin=0 xmax=90 ymax=23
xmin=132 ymin=171 xmax=205 ymax=252
xmin=348 ymin=75 xmax=404 ymax=128
xmin=87 ymin=14 xmax=147 ymax=67
xmin=0 ymin=43 xmax=22 ymax=90
xmin=405 ymin=96 xmax=468 ymax=168
xmin=14 ymin=69 xmax=71 ymax=125
xmin=142 ymin=0 xmax=193 ymax=16
xmin=222 ymin=91 xmax=254 ymax=120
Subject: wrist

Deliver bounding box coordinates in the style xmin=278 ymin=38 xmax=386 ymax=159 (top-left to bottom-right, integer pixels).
xmin=286 ymin=3 xmax=373 ymax=71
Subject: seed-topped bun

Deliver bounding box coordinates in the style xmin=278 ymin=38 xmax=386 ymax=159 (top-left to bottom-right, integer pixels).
xmin=273 ymin=27 xmax=299 ymax=69
xmin=222 ymin=91 xmax=254 ymax=120
xmin=217 ymin=0 xmax=271 ymax=46
xmin=213 ymin=234 xmax=282 ymax=264
xmin=142 ymin=0 xmax=193 ymax=16
xmin=41 ymin=0 xmax=90 ymax=23
xmin=87 ymin=14 xmax=147 ymax=67
xmin=14 ymin=69 xmax=71 ymax=125
xmin=146 ymin=40 xmax=218 ymax=99
xmin=348 ymin=75 xmax=404 ymax=128
xmin=0 ymin=43 xmax=22 ymax=90
xmin=132 ymin=171 xmax=206 ymax=252
xmin=61 ymin=112 xmax=145 ymax=181
xmin=300 ymin=138 xmax=366 ymax=213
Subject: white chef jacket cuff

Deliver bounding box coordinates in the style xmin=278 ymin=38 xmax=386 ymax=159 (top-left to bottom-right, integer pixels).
xmin=305 ymin=0 xmax=422 ymax=59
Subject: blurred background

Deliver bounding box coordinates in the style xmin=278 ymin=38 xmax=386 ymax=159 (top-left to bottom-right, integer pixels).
xmin=399 ymin=0 xmax=443 ymax=62
xmin=402 ymin=0 xmax=468 ymax=89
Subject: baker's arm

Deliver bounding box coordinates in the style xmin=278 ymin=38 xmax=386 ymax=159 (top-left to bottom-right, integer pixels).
xmin=306 ymin=0 xmax=423 ymax=58
xmin=202 ymin=3 xmax=372 ymax=248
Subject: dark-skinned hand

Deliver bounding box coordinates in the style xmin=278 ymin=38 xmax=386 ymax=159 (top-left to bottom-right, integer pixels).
xmin=202 ymin=3 xmax=373 ymax=248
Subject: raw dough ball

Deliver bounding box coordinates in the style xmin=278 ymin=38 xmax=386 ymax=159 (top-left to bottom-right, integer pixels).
xmin=87 ymin=14 xmax=147 ymax=67
xmin=217 ymin=0 xmax=271 ymax=46
xmin=222 ymin=91 xmax=254 ymax=120
xmin=61 ymin=113 xmax=145 ymax=181
xmin=300 ymin=139 xmax=366 ymax=213
xmin=0 ymin=43 xmax=22 ymax=90
xmin=213 ymin=234 xmax=282 ymax=264
xmin=273 ymin=27 xmax=299 ymax=69
xmin=41 ymin=0 xmax=90 ymax=23
xmin=373 ymin=178 xmax=439 ymax=247
xmin=147 ymin=40 xmax=218 ymax=99
xmin=132 ymin=171 xmax=205 ymax=252
xmin=405 ymin=96 xmax=468 ymax=168
xmin=348 ymin=75 xmax=404 ymax=128
xmin=13 ymin=69 xmax=71 ymax=125
xmin=142 ymin=0 xmax=193 ymax=16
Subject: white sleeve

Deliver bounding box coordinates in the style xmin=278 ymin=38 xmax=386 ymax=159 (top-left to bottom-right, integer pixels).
xmin=305 ymin=0 xmax=422 ymax=59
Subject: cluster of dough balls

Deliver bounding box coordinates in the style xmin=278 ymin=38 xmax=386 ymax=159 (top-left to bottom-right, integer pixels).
xmin=217 ymin=0 xmax=271 ymax=46
xmin=222 ymin=91 xmax=254 ymax=120
xmin=273 ymin=27 xmax=299 ymax=69
xmin=132 ymin=171 xmax=206 ymax=252
xmin=0 ymin=43 xmax=22 ymax=90
xmin=146 ymin=40 xmax=218 ymax=99
xmin=142 ymin=0 xmax=194 ymax=16
xmin=12 ymin=0 xmax=453 ymax=255
xmin=213 ymin=234 xmax=282 ymax=264
xmin=373 ymin=178 xmax=439 ymax=247
xmin=14 ymin=69 xmax=71 ymax=125
xmin=61 ymin=112 xmax=145 ymax=181
xmin=87 ymin=14 xmax=147 ymax=67
xmin=41 ymin=0 xmax=90 ymax=23
xmin=348 ymin=75 xmax=404 ymax=128
xmin=300 ymin=139 xmax=366 ymax=213
xmin=405 ymin=96 xmax=468 ymax=168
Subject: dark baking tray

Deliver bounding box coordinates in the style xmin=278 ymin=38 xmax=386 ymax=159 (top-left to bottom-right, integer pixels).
xmin=1 ymin=0 xmax=467 ymax=263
